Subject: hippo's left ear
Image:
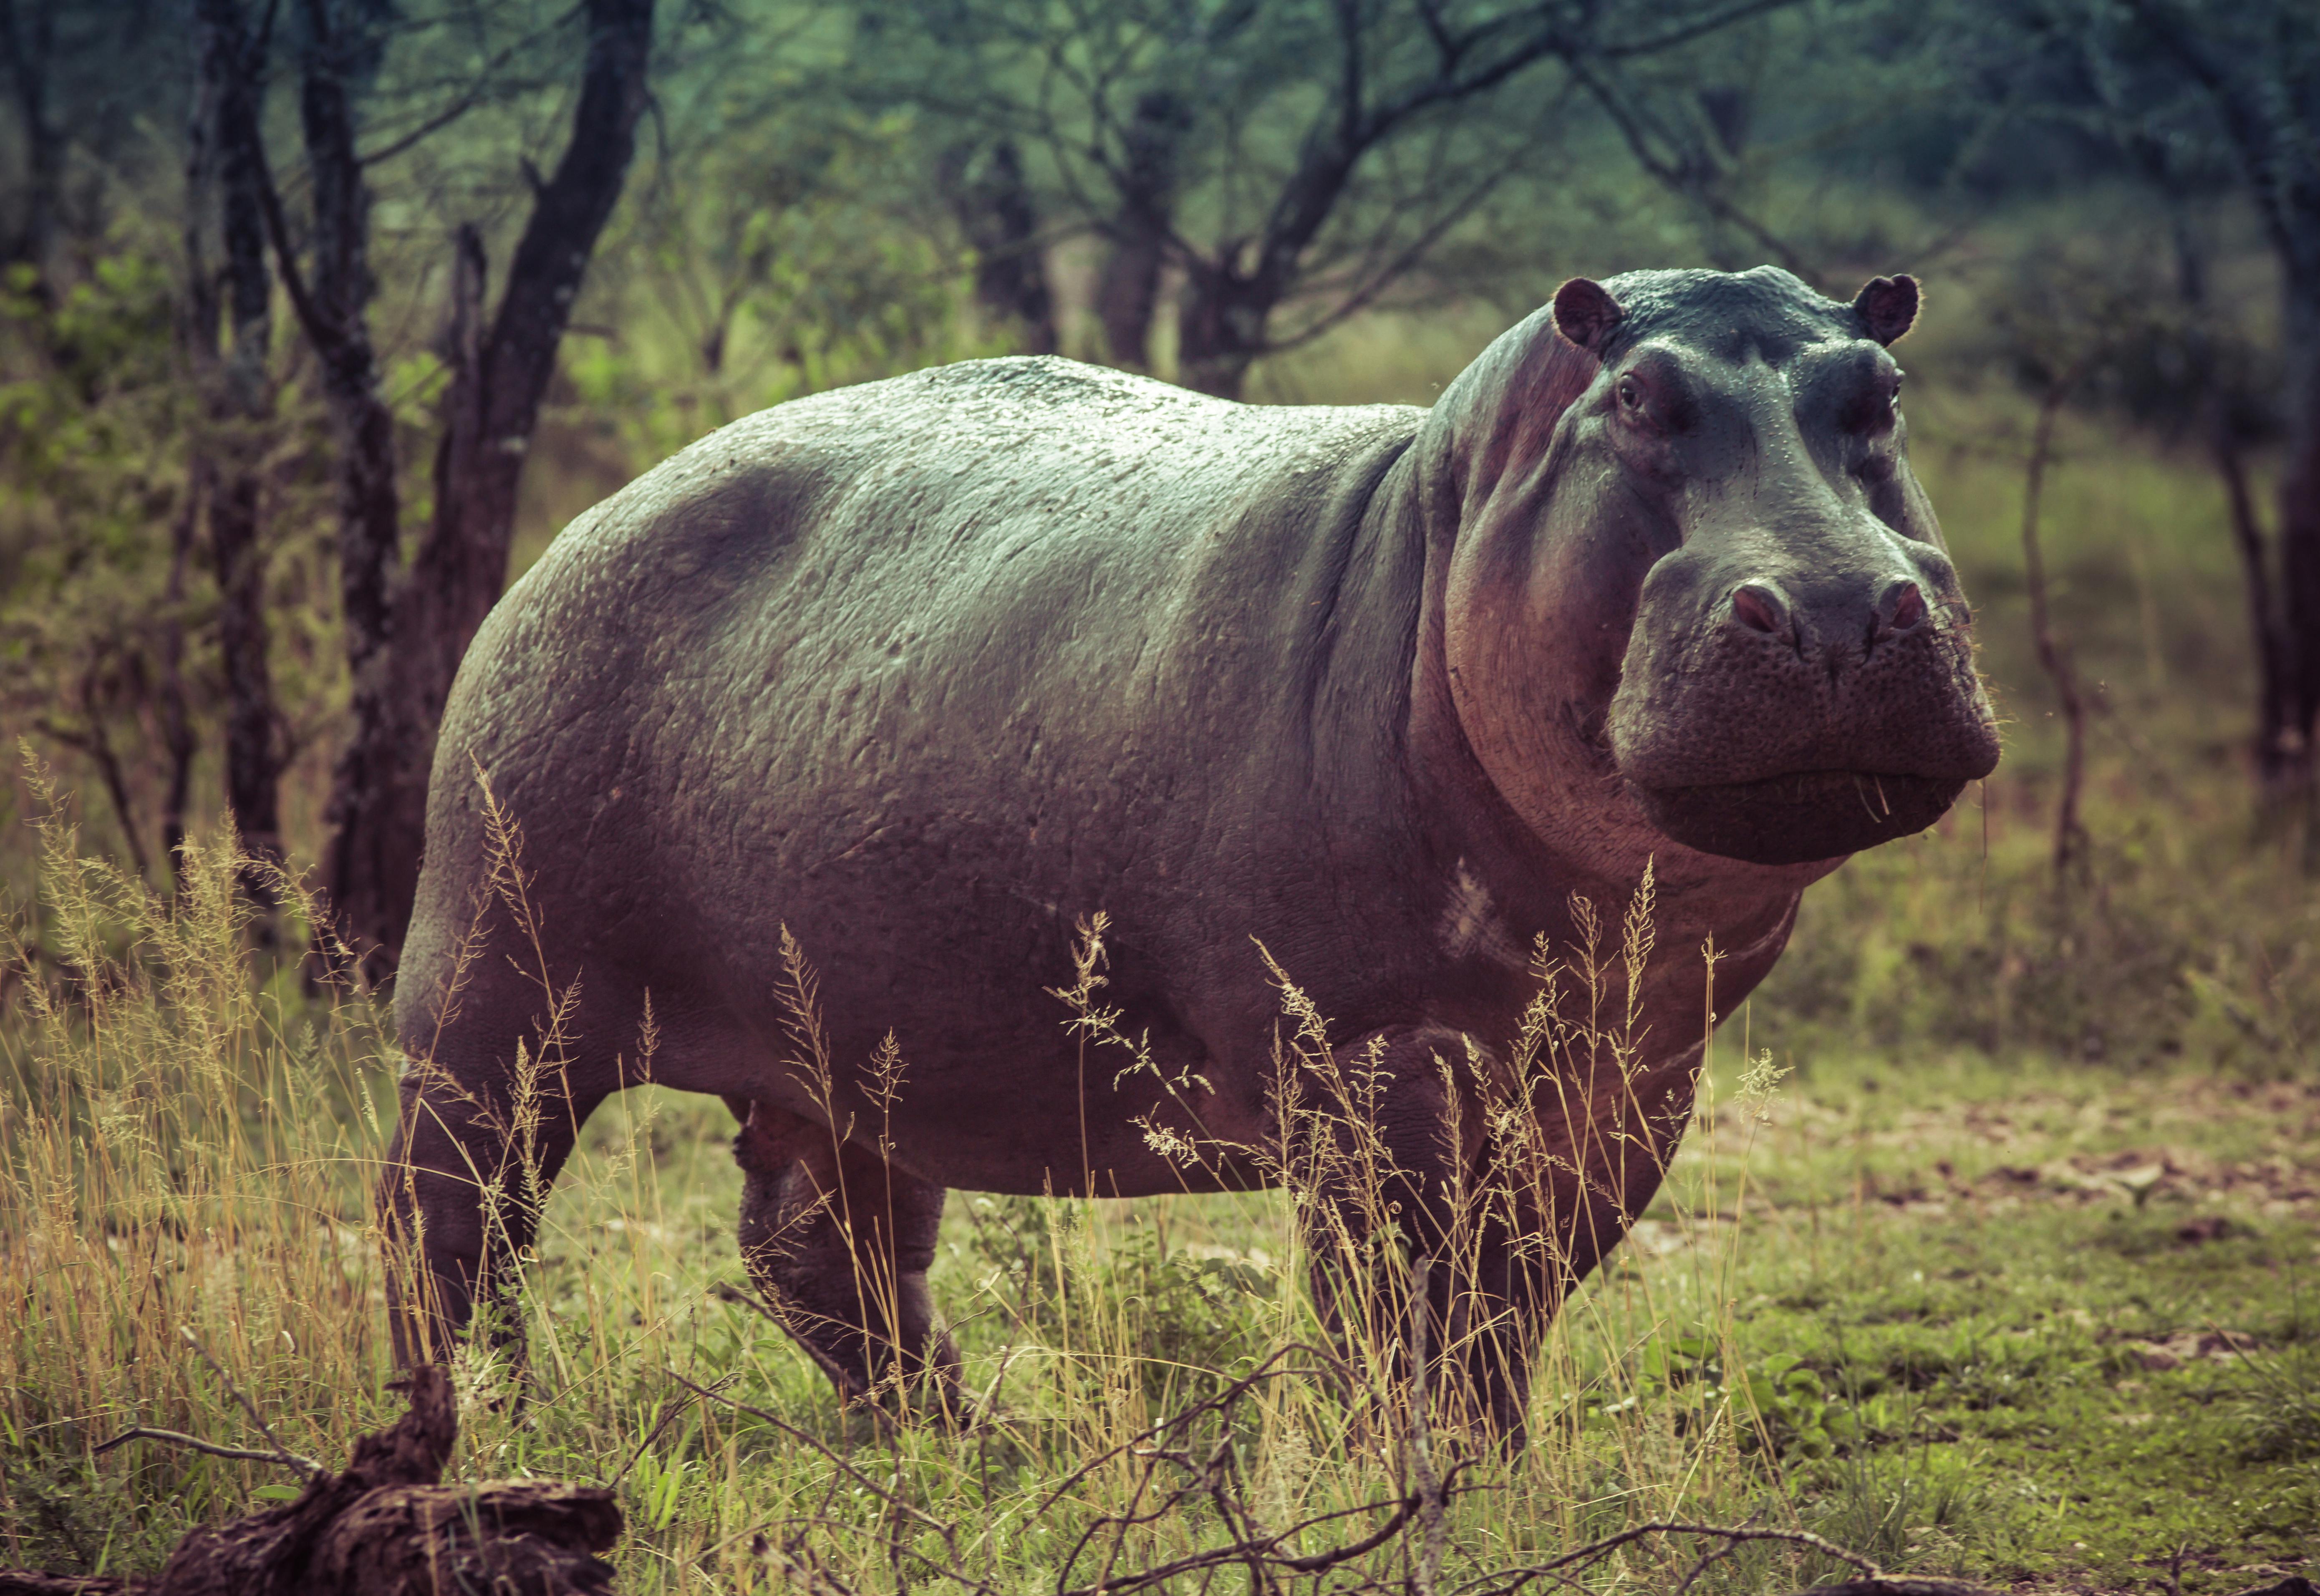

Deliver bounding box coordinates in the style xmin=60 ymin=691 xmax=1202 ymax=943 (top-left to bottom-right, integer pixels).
xmin=1852 ymin=274 xmax=1920 ymax=346
xmin=1551 ymin=277 xmax=1625 ymax=356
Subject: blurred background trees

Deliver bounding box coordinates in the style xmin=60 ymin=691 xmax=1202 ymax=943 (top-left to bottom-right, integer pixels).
xmin=0 ymin=0 xmax=2311 ymax=1061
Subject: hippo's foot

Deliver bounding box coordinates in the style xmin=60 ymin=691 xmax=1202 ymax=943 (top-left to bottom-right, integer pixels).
xmin=731 ymin=1099 xmax=967 ymax=1425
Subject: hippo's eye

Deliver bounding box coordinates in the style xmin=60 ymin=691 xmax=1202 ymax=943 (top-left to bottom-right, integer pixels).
xmin=1890 ymin=371 xmax=1905 ymax=410
xmin=1616 ymin=375 xmax=1644 ymax=411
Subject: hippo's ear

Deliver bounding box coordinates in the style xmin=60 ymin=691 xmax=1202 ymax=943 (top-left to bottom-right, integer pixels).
xmin=1551 ymin=277 xmax=1625 ymax=356
xmin=1852 ymin=274 xmax=1920 ymax=345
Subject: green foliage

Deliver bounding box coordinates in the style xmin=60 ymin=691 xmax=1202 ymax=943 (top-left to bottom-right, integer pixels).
xmin=0 ymin=247 xmax=348 ymax=877
xmin=1619 ymin=1336 xmax=1864 ymax=1462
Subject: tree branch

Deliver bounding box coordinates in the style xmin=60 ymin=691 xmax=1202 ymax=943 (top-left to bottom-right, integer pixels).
xmin=91 ymin=1426 xmax=322 ymax=1480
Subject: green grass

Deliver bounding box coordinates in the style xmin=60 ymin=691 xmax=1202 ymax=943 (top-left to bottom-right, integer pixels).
xmin=0 ymin=789 xmax=2313 ymax=1591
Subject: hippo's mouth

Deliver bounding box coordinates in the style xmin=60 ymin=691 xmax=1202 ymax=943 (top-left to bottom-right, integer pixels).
xmin=1628 ymin=769 xmax=1969 ymax=867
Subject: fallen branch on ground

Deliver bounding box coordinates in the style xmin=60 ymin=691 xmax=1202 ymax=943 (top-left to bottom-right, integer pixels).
xmin=0 ymin=1365 xmax=619 ymax=1596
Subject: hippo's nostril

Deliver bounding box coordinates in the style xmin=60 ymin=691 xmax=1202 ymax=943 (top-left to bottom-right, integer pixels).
xmin=1881 ymin=579 xmax=1927 ymax=634
xmin=1731 ymin=581 xmax=1790 ymax=637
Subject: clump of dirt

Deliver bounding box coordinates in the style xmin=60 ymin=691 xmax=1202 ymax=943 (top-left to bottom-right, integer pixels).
xmin=2126 ymin=1329 xmax=2262 ymax=1372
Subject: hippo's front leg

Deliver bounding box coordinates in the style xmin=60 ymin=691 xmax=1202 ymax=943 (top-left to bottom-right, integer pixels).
xmin=379 ymin=1057 xmax=596 ymax=1369
xmin=1292 ymin=1025 xmax=1543 ymax=1437
xmin=1294 ymin=1026 xmax=1697 ymax=1439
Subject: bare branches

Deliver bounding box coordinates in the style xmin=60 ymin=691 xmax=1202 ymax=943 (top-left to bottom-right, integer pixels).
xmin=684 ymin=1278 xmax=1947 ymax=1596
xmin=1464 ymin=1521 xmax=1887 ymax=1596
xmin=91 ymin=1426 xmax=317 ymax=1477
xmin=1557 ymin=51 xmax=1815 ymax=282
xmin=92 ymin=1327 xmax=326 ymax=1483
xmin=1602 ymin=0 xmax=1801 ymax=60
xmin=865 ymin=0 xmax=1801 ymax=396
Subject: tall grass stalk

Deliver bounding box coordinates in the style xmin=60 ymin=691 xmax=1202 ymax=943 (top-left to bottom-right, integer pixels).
xmin=2 ymin=780 xmax=1920 ymax=1591
xmin=0 ymin=765 xmax=395 ymax=1566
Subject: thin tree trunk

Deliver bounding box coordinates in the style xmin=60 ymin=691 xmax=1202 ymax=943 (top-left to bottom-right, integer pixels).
xmin=257 ymin=0 xmax=407 ymax=973
xmin=2131 ymin=8 xmax=2320 ymax=833
xmin=946 ymin=139 xmax=1056 ymax=356
xmin=211 ymin=0 xmax=403 ymax=945
xmin=1175 ymin=264 xmax=1271 ymax=399
xmin=2212 ymin=429 xmax=2298 ymax=795
xmin=324 ymin=0 xmax=654 ymax=968
xmin=41 ymin=675 xmax=152 ymax=883
xmin=0 ymin=0 xmax=61 ymax=293
xmin=212 ymin=115 xmax=283 ymax=871
xmin=190 ymin=0 xmax=286 ymax=885
xmin=2022 ymin=373 xmax=2090 ymax=878
xmin=156 ymin=476 xmax=201 ymax=893
xmin=1095 ymin=91 xmax=1188 ymax=370
xmin=2278 ymin=280 xmax=2320 ymax=841
xmin=211 ymin=464 xmax=281 ymax=865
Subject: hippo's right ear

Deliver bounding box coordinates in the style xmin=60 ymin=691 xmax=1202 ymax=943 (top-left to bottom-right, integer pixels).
xmin=1852 ymin=274 xmax=1920 ymax=345
xmin=1551 ymin=278 xmax=1625 ymax=356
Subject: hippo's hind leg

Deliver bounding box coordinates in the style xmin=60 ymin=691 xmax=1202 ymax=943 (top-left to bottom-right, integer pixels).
xmin=730 ymin=1100 xmax=963 ymax=1420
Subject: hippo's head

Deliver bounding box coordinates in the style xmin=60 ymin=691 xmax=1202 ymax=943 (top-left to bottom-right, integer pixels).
xmin=1429 ymin=265 xmax=2000 ymax=871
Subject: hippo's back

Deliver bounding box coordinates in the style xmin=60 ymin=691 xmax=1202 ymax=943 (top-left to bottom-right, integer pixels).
xmin=398 ymin=357 xmax=1428 ymax=1178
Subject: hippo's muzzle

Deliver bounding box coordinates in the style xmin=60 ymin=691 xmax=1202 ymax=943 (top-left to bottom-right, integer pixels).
xmin=1609 ymin=558 xmax=2002 ymax=866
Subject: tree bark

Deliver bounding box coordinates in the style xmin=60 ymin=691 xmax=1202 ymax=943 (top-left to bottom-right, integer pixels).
xmin=189 ymin=0 xmax=286 ymax=879
xmin=2212 ymin=428 xmax=2298 ymax=794
xmin=0 ymin=0 xmax=62 ymax=293
xmin=2279 ymin=280 xmax=2320 ymax=821
xmin=2128 ymin=0 xmax=2320 ymax=815
xmin=1094 ymin=91 xmax=1189 ymax=370
xmin=1175 ymin=263 xmax=1272 ymax=399
xmin=323 ymin=0 xmax=654 ymax=968
xmin=156 ymin=478 xmax=200 ymax=892
xmin=2022 ymin=370 xmax=2091 ymax=878
xmin=239 ymin=0 xmax=407 ymax=968
xmin=946 ymin=139 xmax=1056 ymax=355
xmin=213 ymin=27 xmax=283 ymax=869
xmin=40 ymin=674 xmax=152 ymax=883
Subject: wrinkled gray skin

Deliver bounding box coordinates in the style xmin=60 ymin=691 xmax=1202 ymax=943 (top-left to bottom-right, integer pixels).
xmin=385 ymin=266 xmax=1999 ymax=1432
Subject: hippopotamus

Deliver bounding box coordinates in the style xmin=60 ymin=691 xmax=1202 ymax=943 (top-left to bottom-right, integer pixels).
xmin=382 ymin=265 xmax=1999 ymax=1432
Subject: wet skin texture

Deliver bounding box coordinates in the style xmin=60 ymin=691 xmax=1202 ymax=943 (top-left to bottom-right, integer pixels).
xmin=384 ymin=266 xmax=2000 ymax=1432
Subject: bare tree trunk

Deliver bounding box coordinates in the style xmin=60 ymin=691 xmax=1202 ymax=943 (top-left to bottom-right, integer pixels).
xmin=40 ymin=670 xmax=153 ymax=883
xmin=2279 ymin=281 xmax=2320 ymax=842
xmin=945 ymin=139 xmax=1056 ymax=355
xmin=211 ymin=463 xmax=281 ymax=866
xmin=156 ymin=477 xmax=201 ymax=893
xmin=2129 ymin=5 xmax=2320 ymax=833
xmin=265 ymin=0 xmax=408 ymax=973
xmin=189 ymin=0 xmax=286 ymax=884
xmin=204 ymin=0 xmax=403 ymax=951
xmin=1175 ymin=264 xmax=1272 ymax=400
xmin=323 ymin=0 xmax=654 ymax=968
xmin=1095 ymin=91 xmax=1188 ymax=370
xmin=2022 ymin=373 xmax=2090 ymax=878
xmin=2212 ymin=429 xmax=2298 ymax=794
xmin=0 ymin=0 xmax=62 ymax=293
xmin=212 ymin=91 xmax=283 ymax=871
